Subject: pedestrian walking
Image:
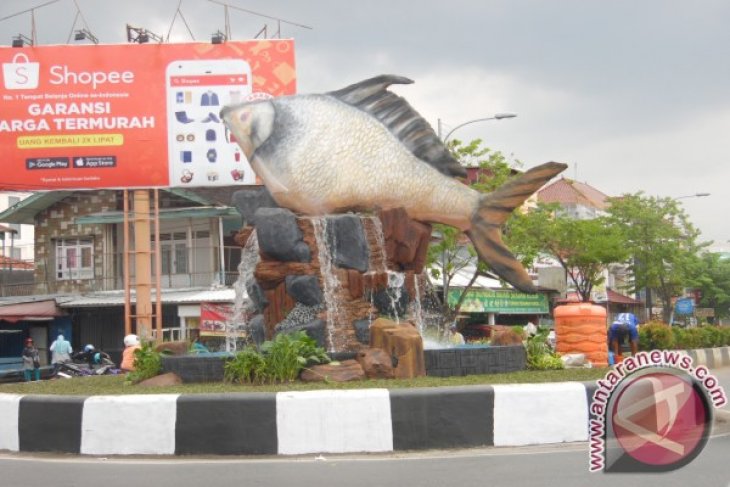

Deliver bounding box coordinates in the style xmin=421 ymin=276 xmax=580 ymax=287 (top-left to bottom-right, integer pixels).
xmin=22 ymin=337 xmax=41 ymax=382
xmin=49 ymin=334 xmax=73 ymax=365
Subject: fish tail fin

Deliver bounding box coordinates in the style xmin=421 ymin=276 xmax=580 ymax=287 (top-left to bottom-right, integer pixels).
xmin=466 ymin=161 xmax=567 ymax=292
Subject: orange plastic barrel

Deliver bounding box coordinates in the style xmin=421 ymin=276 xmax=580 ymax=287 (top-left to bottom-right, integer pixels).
xmin=554 ymin=302 xmax=608 ymax=367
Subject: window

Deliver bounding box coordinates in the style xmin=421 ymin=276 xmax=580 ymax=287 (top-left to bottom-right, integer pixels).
xmin=56 ymin=238 xmax=94 ymax=280
xmin=159 ymin=232 xmax=188 ymax=275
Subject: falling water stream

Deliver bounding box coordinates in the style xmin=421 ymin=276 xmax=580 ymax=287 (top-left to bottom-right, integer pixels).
xmin=386 ymin=270 xmax=405 ymax=324
xmin=228 ymin=229 xmax=260 ymax=352
xmin=311 ymin=217 xmax=341 ymax=352
xmin=412 ymin=273 xmax=425 ymax=335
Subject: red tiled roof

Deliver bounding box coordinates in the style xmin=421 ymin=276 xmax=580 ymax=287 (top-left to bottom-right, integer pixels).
xmin=607 ymin=289 xmax=642 ymax=305
xmin=538 ymin=178 xmax=609 ymax=210
xmin=0 ymin=255 xmax=33 ymax=270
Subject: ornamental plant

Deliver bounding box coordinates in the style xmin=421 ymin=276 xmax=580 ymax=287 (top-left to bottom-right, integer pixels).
xmin=525 ymin=330 xmax=563 ymax=370
xmin=638 ymin=321 xmax=675 ymax=351
xmin=224 ymin=331 xmax=329 ymax=384
xmin=126 ymin=341 xmax=166 ymax=384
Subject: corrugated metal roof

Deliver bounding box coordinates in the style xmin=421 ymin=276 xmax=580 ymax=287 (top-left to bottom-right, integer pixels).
xmin=75 ymin=206 xmax=240 ymax=224
xmin=58 ymin=287 xmax=236 ymax=308
xmin=0 ymin=192 xmax=74 ymax=225
xmin=0 ymin=188 xmax=229 ymax=226
xmin=0 ymin=299 xmax=63 ymax=322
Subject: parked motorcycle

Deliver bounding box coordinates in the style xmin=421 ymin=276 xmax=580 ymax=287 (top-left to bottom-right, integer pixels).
xmin=52 ymin=344 xmax=120 ymax=379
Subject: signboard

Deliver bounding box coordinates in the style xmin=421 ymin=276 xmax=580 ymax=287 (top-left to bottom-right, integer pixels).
xmin=448 ymin=289 xmax=549 ymax=314
xmin=694 ymin=307 xmax=715 ymax=319
xmin=674 ymin=297 xmax=695 ymax=316
xmin=0 ymin=41 xmax=295 ymax=190
xmin=200 ymin=302 xmax=234 ymax=337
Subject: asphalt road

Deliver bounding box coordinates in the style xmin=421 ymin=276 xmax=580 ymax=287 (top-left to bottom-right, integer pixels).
xmin=1 ymin=434 xmax=728 ymax=487
xmin=0 ymin=366 xmax=727 ymax=487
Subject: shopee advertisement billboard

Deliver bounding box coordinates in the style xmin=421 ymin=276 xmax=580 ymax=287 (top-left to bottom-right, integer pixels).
xmin=0 ymin=41 xmax=295 ymax=190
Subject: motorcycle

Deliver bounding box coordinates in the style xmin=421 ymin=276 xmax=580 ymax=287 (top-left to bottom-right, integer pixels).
xmin=52 ymin=348 xmax=120 ymax=379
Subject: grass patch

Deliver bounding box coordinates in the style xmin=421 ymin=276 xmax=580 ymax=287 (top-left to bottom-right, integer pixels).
xmin=0 ymin=368 xmax=608 ymax=396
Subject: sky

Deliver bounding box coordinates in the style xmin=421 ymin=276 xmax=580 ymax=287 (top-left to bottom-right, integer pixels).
xmin=2 ymin=0 xmax=729 ymax=247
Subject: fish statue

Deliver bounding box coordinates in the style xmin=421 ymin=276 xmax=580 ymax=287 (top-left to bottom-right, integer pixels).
xmin=221 ymin=75 xmax=566 ymax=292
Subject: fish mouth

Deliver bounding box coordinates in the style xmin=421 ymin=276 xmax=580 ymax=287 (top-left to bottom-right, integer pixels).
xmin=219 ymin=104 xmax=239 ymax=120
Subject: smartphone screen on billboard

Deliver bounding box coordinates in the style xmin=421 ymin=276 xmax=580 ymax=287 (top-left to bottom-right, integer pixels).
xmin=166 ymin=59 xmax=253 ymax=187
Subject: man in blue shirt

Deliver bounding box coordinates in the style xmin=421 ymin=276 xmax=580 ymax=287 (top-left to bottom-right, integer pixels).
xmin=608 ymin=316 xmax=639 ymax=359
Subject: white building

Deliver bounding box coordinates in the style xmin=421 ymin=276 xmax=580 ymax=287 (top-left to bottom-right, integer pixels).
xmin=0 ymin=191 xmax=34 ymax=263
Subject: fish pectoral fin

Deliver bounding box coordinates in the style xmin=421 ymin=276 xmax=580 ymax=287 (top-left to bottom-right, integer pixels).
xmin=251 ymin=157 xmax=290 ymax=194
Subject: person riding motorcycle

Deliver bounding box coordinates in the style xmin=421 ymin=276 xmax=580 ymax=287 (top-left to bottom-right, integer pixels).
xmin=73 ymin=344 xmax=113 ymax=368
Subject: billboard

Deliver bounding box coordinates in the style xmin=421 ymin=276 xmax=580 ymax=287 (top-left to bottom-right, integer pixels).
xmin=200 ymin=302 xmax=235 ymax=337
xmin=448 ymin=288 xmax=549 ymax=314
xmin=0 ymin=41 xmax=295 ymax=190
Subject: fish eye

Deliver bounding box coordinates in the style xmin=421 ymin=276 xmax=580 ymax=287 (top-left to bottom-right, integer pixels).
xmin=240 ymin=112 xmax=250 ymax=122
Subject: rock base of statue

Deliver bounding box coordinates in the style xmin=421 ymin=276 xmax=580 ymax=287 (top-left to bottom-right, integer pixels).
xmin=234 ymin=206 xmax=432 ymax=353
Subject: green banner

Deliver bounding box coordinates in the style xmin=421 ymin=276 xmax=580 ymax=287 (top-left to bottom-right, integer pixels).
xmin=448 ymin=288 xmax=549 ymax=314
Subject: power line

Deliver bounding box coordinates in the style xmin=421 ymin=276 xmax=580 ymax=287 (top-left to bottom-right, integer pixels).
xmin=208 ymin=0 xmax=312 ymax=38
xmin=0 ymin=0 xmax=60 ymax=23
xmin=166 ymin=0 xmax=196 ymax=42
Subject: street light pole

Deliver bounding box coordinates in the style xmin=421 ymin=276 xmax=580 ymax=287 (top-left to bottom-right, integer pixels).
xmin=438 ymin=113 xmax=517 ymax=143
xmin=435 ymin=113 xmax=517 ymax=327
xmin=674 ymin=193 xmax=711 ymax=200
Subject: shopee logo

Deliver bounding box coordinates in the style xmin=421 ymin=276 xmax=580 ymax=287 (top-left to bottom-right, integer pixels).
xmin=3 ymin=55 xmax=136 ymax=91
xmin=3 ymin=53 xmax=40 ymax=90
xmin=49 ymin=65 xmax=135 ymax=89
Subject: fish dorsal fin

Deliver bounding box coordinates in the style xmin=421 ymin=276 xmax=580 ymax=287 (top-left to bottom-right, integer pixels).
xmin=328 ymin=75 xmax=467 ymax=178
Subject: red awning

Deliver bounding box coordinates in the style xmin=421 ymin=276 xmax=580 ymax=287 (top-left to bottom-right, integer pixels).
xmin=0 ymin=300 xmax=62 ymax=323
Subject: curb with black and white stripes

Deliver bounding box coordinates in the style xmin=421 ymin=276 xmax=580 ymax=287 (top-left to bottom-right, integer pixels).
xmin=0 ymin=346 xmax=727 ymax=456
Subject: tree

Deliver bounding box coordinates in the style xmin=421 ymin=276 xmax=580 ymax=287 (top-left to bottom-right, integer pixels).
xmin=606 ymin=193 xmax=705 ymax=322
xmin=426 ymin=139 xmax=519 ymax=325
xmin=506 ymin=204 xmax=629 ymax=302
xmin=691 ymin=252 xmax=730 ymax=321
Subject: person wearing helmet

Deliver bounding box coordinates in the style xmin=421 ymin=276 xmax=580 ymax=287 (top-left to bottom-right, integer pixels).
xmin=22 ymin=337 xmax=41 ymax=381
xmin=73 ymin=344 xmax=97 ymax=367
xmin=121 ymin=334 xmax=141 ymax=372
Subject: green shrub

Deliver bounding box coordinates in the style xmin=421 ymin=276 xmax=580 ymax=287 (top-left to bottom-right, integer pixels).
xmin=671 ymin=327 xmax=686 ymax=350
xmin=638 ymin=322 xmax=675 ymax=351
xmin=526 ymin=331 xmax=563 ymax=370
xmin=224 ymin=331 xmax=330 ymax=384
xmin=698 ymin=326 xmax=723 ymax=348
xmin=224 ymin=346 xmax=267 ymax=384
xmin=126 ymin=342 xmax=165 ymax=384
xmin=260 ymin=333 xmax=305 ymax=383
xmin=261 ymin=331 xmax=330 ymax=383
xmin=677 ymin=328 xmax=703 ymax=349
xmin=672 ymin=325 xmax=730 ymax=349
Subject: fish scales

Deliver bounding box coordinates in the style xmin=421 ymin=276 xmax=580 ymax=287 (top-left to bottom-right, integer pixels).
xmin=268 ymin=95 xmax=478 ymax=225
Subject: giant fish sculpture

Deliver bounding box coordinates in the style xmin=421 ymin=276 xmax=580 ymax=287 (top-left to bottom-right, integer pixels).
xmin=221 ymin=75 xmax=566 ymax=292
